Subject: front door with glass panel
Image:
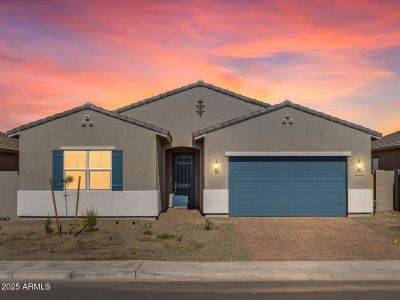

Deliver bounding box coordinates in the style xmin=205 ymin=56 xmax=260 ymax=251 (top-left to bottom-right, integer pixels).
xmin=172 ymin=154 xmax=195 ymax=208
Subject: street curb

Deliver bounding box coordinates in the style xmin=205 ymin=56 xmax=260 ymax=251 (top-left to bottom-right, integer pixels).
xmin=71 ymin=271 xmax=136 ymax=280
xmin=2 ymin=260 xmax=400 ymax=282
xmin=12 ymin=271 xmax=72 ymax=280
xmin=0 ymin=272 xmax=13 ymax=280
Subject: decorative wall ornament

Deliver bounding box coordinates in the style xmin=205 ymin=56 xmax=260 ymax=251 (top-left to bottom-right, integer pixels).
xmin=196 ymin=99 xmax=205 ymax=118
xmin=282 ymin=112 xmax=294 ymax=125
xmin=81 ymin=115 xmax=94 ymax=127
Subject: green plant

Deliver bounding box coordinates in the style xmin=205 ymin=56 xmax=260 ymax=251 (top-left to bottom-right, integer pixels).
xmin=157 ymin=232 xmax=175 ymax=240
xmin=44 ymin=216 xmax=53 ymax=234
xmin=140 ymin=223 xmax=152 ymax=235
xmin=83 ymin=208 xmax=98 ymax=232
xmin=202 ymin=219 xmax=214 ymax=230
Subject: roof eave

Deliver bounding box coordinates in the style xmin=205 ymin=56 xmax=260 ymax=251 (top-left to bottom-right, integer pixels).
xmin=192 ymin=100 xmax=382 ymax=138
xmin=7 ymin=103 xmax=172 ymax=138
xmin=372 ymin=145 xmax=400 ymax=152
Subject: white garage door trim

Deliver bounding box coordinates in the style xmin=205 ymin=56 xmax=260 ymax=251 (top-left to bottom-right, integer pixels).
xmin=226 ymin=151 xmax=351 ymax=157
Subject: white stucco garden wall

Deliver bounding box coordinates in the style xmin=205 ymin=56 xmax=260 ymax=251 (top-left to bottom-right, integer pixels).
xmin=17 ymin=190 xmax=160 ymax=217
xmin=348 ymin=189 xmax=373 ymax=214
xmin=202 ymin=189 xmax=228 ymax=215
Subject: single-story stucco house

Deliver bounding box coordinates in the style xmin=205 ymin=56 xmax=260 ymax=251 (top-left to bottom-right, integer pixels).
xmin=7 ymin=81 xmax=381 ymax=218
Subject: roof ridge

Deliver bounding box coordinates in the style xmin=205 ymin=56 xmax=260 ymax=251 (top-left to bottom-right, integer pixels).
xmin=7 ymin=103 xmax=172 ymax=142
xmin=115 ymin=80 xmax=269 ymax=113
xmin=193 ymin=100 xmax=381 ymax=139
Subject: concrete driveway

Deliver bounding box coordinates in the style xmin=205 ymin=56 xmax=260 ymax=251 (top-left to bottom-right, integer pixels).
xmin=225 ymin=217 xmax=400 ymax=260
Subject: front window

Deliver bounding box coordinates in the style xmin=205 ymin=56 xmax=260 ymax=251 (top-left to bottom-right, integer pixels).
xmin=64 ymin=150 xmax=112 ymax=190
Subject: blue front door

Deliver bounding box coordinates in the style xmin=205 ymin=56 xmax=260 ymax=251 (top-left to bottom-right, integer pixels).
xmin=173 ymin=154 xmax=195 ymax=207
xmin=229 ymin=156 xmax=347 ymax=217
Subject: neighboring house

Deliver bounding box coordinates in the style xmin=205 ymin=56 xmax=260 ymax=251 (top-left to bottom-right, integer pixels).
xmin=372 ymin=130 xmax=400 ymax=171
xmin=7 ymin=81 xmax=381 ymax=218
xmin=0 ymin=132 xmax=19 ymax=218
xmin=0 ymin=132 xmax=18 ymax=171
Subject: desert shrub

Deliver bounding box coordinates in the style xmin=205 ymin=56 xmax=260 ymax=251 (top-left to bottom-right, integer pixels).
xmin=140 ymin=223 xmax=153 ymax=235
xmin=44 ymin=216 xmax=53 ymax=234
xmin=202 ymin=219 xmax=214 ymax=230
xmin=83 ymin=208 xmax=98 ymax=232
xmin=176 ymin=233 xmax=184 ymax=242
xmin=157 ymin=232 xmax=175 ymax=240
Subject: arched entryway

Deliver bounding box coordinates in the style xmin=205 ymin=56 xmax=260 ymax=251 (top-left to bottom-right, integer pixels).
xmin=164 ymin=147 xmax=201 ymax=211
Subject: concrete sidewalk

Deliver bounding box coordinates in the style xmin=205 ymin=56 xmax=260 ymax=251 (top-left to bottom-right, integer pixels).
xmin=1 ymin=260 xmax=400 ymax=281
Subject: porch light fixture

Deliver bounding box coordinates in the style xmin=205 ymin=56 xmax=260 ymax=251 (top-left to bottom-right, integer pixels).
xmin=356 ymin=159 xmax=363 ymax=176
xmin=213 ymin=159 xmax=220 ymax=174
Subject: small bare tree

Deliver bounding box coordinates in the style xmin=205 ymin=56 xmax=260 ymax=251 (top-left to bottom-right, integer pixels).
xmin=62 ymin=175 xmax=74 ymax=219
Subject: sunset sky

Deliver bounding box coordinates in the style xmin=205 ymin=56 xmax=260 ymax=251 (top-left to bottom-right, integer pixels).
xmin=1 ymin=0 xmax=399 ymax=135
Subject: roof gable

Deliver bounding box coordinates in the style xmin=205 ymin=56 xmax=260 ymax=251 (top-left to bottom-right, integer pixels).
xmin=115 ymin=80 xmax=269 ymax=113
xmin=372 ymin=130 xmax=400 ymax=151
xmin=7 ymin=102 xmax=172 ymax=142
xmin=193 ymin=100 xmax=382 ymax=139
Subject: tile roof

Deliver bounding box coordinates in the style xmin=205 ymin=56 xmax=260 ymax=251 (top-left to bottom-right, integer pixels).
xmin=0 ymin=132 xmax=18 ymax=152
xmin=115 ymin=80 xmax=269 ymax=113
xmin=7 ymin=102 xmax=172 ymax=142
xmin=372 ymin=130 xmax=400 ymax=151
xmin=193 ymin=100 xmax=382 ymax=139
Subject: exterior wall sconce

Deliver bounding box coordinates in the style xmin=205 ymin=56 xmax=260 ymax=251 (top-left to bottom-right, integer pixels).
xmin=213 ymin=159 xmax=220 ymax=174
xmin=356 ymin=159 xmax=363 ymax=176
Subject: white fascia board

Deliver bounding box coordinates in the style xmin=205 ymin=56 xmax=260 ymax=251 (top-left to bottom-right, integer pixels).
xmin=8 ymin=132 xmax=20 ymax=138
xmin=225 ymin=151 xmax=352 ymax=157
xmin=60 ymin=146 xmax=116 ymax=150
xmin=193 ymin=134 xmax=206 ymax=141
xmin=156 ymin=132 xmax=168 ymax=139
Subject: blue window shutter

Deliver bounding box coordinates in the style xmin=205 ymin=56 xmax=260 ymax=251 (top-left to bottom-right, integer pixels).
xmin=52 ymin=150 xmax=64 ymax=191
xmin=112 ymin=150 xmax=123 ymax=191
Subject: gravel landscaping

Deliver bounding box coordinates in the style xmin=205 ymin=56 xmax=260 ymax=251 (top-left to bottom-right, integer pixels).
xmin=1 ymin=209 xmax=400 ymax=261
xmin=0 ymin=209 xmax=249 ymax=261
xmin=356 ymin=211 xmax=400 ymax=242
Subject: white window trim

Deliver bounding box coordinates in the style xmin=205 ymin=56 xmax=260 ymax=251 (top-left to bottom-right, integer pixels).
xmin=64 ymin=150 xmax=112 ymax=191
xmin=61 ymin=146 xmax=115 ymax=150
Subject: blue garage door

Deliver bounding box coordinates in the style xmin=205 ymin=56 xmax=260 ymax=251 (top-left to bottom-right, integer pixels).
xmin=229 ymin=157 xmax=347 ymax=217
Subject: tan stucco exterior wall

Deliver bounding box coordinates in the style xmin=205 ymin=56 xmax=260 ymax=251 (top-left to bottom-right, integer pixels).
xmin=121 ymin=87 xmax=264 ymax=148
xmin=19 ymin=110 xmax=160 ymax=191
xmin=201 ymin=107 xmax=372 ymax=190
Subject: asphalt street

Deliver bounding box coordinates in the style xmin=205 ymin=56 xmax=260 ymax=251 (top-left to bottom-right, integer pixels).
xmin=2 ymin=280 xmax=400 ymax=300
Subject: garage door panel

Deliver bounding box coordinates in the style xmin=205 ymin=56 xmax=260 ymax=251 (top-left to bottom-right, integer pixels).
xmin=287 ymin=180 xmax=315 ymax=189
xmin=259 ymin=171 xmax=287 ymax=178
xmin=317 ymin=171 xmax=344 ymax=178
xmin=229 ymin=157 xmax=346 ymax=217
xmin=230 ymin=182 xmax=260 ymax=189
xmin=287 ymin=170 xmax=314 ymax=177
xmin=316 ymin=182 xmax=345 ymax=189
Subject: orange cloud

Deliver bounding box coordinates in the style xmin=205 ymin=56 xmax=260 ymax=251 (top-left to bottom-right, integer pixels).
xmin=0 ymin=0 xmax=399 ymax=135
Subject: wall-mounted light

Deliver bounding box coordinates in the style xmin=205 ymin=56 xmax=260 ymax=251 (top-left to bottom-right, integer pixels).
xmin=213 ymin=159 xmax=220 ymax=174
xmin=356 ymin=159 xmax=363 ymax=176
